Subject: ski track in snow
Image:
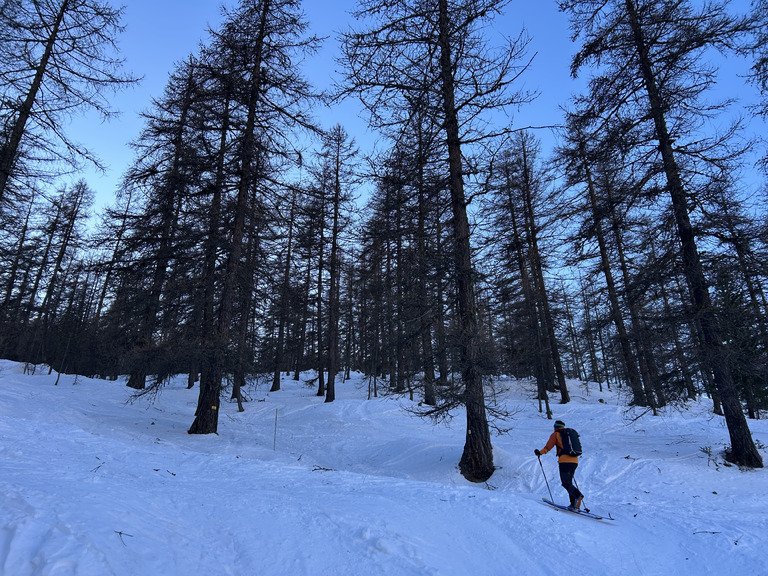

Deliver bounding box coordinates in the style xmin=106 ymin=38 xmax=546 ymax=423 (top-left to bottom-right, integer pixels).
xmin=0 ymin=359 xmax=765 ymax=575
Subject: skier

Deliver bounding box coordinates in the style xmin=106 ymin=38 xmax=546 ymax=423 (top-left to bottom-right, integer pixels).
xmin=535 ymin=420 xmax=584 ymax=510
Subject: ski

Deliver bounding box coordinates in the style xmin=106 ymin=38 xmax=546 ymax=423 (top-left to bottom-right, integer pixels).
xmin=542 ymin=498 xmax=612 ymax=521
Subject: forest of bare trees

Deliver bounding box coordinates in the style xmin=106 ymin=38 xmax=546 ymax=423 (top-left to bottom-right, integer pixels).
xmin=1 ymin=0 xmax=767 ymax=476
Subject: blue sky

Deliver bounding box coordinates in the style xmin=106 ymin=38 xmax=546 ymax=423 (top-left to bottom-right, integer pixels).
xmin=68 ymin=0 xmax=578 ymax=210
xmin=66 ymin=0 xmax=758 ymax=212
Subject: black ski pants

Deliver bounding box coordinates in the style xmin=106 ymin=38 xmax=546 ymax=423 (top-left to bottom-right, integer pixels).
xmin=558 ymin=462 xmax=583 ymax=506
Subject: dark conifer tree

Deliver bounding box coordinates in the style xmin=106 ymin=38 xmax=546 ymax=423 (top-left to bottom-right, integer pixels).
xmin=339 ymin=0 xmax=532 ymax=482
xmin=188 ymin=0 xmax=320 ymax=434
xmin=560 ymin=0 xmax=761 ymax=467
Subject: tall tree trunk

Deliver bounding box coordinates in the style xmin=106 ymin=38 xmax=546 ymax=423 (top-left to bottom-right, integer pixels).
xmin=581 ymin=141 xmax=648 ymax=406
xmin=520 ymin=145 xmax=569 ymax=403
xmin=437 ymin=0 xmax=493 ymax=482
xmin=326 ymin=155 xmax=343 ymax=403
xmin=272 ymin=189 xmax=297 ymax=392
xmin=597 ymin=321 xmax=615 ymax=391
xmin=434 ymin=215 xmax=450 ymax=387
xmin=315 ymin=197 xmax=326 ymax=398
xmin=659 ymin=278 xmax=697 ymax=401
xmin=649 ymin=234 xmax=697 ymax=401
xmin=231 ymin=190 xmax=261 ymax=412
xmin=626 ymin=0 xmax=761 ymax=467
xmin=384 ymin=212 xmax=398 ymax=391
xmin=198 ymin=90 xmax=228 ymax=399
xmin=416 ymin=141 xmax=436 ymax=406
xmin=394 ymin=185 xmax=405 ymax=394
xmin=579 ymin=276 xmax=604 ymax=391
xmin=602 ymin=174 xmax=660 ymax=411
xmin=504 ymin=168 xmax=550 ymax=416
xmin=344 ymin=262 xmax=355 ymax=380
xmin=561 ymin=281 xmax=585 ymax=382
xmin=189 ymin=0 xmax=271 ymax=435
xmin=293 ymin=253 xmax=313 ymax=381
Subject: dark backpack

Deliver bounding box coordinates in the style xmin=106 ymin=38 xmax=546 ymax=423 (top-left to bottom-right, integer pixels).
xmin=559 ymin=427 xmax=582 ymax=457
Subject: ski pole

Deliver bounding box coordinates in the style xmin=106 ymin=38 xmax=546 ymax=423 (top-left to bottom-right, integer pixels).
xmin=537 ymin=454 xmax=554 ymax=502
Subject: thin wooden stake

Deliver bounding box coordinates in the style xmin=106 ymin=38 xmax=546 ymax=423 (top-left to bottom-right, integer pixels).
xmin=273 ymin=408 xmax=278 ymax=451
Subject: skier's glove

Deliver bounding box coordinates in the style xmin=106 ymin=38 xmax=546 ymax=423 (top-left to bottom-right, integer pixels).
xmin=534 ymin=449 xmax=541 ymax=456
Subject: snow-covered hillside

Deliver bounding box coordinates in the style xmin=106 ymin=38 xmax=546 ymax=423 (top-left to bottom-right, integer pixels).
xmin=0 ymin=359 xmax=764 ymax=575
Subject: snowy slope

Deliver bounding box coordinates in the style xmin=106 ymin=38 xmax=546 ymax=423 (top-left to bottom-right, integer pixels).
xmin=0 ymin=359 xmax=765 ymax=575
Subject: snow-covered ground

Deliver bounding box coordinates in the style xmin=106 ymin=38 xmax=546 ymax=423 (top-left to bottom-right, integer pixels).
xmin=0 ymin=358 xmax=765 ymax=575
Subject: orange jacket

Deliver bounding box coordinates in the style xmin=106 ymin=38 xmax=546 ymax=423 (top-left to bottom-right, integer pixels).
xmin=540 ymin=429 xmax=579 ymax=464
